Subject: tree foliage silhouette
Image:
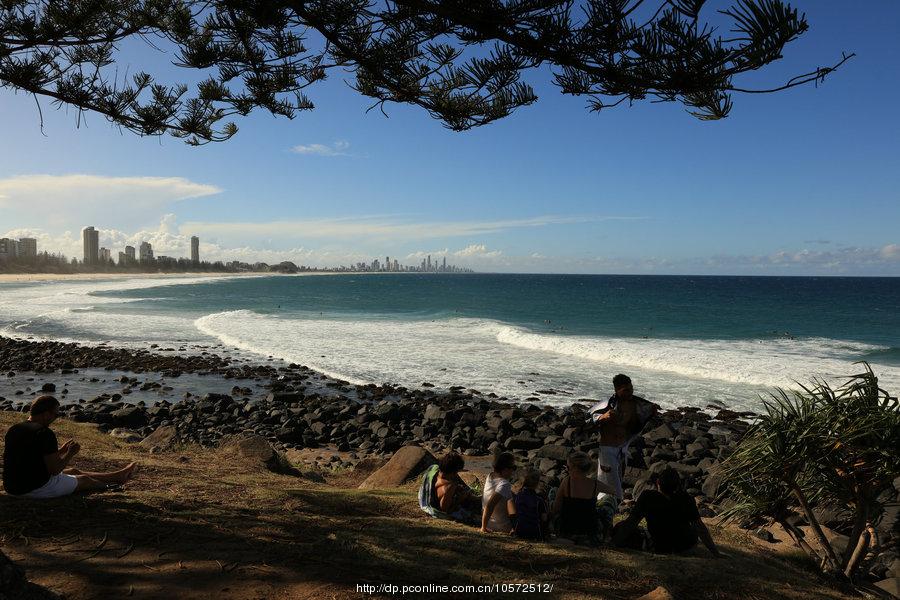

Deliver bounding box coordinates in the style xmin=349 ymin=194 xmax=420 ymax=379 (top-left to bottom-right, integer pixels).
xmin=0 ymin=0 xmax=853 ymax=144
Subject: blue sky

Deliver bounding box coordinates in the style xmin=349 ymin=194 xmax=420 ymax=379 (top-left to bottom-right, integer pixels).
xmin=1 ymin=1 xmax=899 ymax=274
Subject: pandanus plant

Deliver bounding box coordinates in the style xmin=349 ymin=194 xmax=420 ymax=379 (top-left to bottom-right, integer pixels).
xmin=719 ymin=363 xmax=900 ymax=581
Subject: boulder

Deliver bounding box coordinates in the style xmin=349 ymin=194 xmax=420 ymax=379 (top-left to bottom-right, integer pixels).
xmin=140 ymin=425 xmax=178 ymax=450
xmin=667 ymin=462 xmax=701 ymax=477
xmin=266 ymin=392 xmax=304 ymax=403
xmin=110 ymin=406 xmax=148 ymax=428
xmin=222 ymin=435 xmax=297 ymax=476
xmin=536 ymin=444 xmax=571 ymax=461
xmin=505 ymin=434 xmax=543 ymax=450
xmin=701 ymin=470 xmax=723 ymax=499
xmin=644 ymin=424 xmax=675 ymax=443
xmin=109 ymin=428 xmax=143 ymax=443
xmin=623 ymin=466 xmax=649 ymax=487
xmin=359 ymin=445 xmax=437 ymax=490
xmin=636 ymin=586 xmax=674 ymax=600
xmin=424 ymin=404 xmax=445 ymax=421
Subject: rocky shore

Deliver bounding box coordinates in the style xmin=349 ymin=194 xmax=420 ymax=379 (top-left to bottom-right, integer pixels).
xmin=3 ymin=335 xmax=899 ymax=588
xmin=1 ymin=336 xmax=752 ymax=511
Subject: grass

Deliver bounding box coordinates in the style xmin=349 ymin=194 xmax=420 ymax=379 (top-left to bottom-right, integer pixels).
xmin=0 ymin=412 xmax=857 ymax=599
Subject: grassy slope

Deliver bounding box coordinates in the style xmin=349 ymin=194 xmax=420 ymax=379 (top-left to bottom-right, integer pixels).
xmin=0 ymin=413 xmax=854 ymax=600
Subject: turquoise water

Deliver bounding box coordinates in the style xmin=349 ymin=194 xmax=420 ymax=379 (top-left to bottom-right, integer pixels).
xmin=2 ymin=274 xmax=898 ymax=409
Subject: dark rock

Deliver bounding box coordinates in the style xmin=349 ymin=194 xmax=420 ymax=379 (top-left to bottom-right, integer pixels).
xmin=423 ymin=404 xmax=445 ymax=421
xmin=359 ymin=445 xmax=437 ymax=489
xmin=140 ymin=426 xmax=178 ymax=450
xmin=110 ymin=406 xmax=148 ymax=428
xmin=645 ymin=424 xmax=675 ymax=442
xmin=536 ymin=444 xmax=571 ymax=461
xmin=667 ymin=462 xmax=701 ymax=477
xmin=221 ymin=435 xmax=298 ymax=476
xmin=505 ymin=434 xmax=543 ymax=450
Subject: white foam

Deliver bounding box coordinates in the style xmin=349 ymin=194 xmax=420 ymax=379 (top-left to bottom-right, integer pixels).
xmin=488 ymin=323 xmax=896 ymax=389
xmin=4 ymin=277 xmax=896 ymax=411
xmin=0 ymin=275 xmax=236 ymax=345
xmin=191 ymin=311 xmax=900 ymax=410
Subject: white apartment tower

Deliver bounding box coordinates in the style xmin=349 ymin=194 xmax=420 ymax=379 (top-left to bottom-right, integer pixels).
xmin=139 ymin=241 xmax=154 ymax=263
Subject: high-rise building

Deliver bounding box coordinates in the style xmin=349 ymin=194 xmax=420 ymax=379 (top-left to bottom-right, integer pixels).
xmin=99 ymin=247 xmax=111 ymax=263
xmin=427 ymin=255 xmax=431 ymax=271
xmin=385 ymin=256 xmax=390 ymax=272
xmin=118 ymin=251 xmax=127 ymax=265
xmin=442 ymin=256 xmax=447 ymax=272
xmin=0 ymin=238 xmax=16 ymax=261
xmin=191 ymin=236 xmax=200 ymax=264
xmin=125 ymin=245 xmax=135 ymax=263
xmin=82 ymin=226 xmax=99 ymax=265
xmin=139 ymin=241 xmax=154 ymax=263
xmin=18 ymin=238 xmax=37 ymax=258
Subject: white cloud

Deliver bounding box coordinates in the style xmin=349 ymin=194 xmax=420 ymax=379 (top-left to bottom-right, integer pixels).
xmin=880 ymin=244 xmax=900 ymax=260
xmin=290 ymin=140 xmax=351 ymax=156
xmin=4 ymin=214 xmax=897 ymax=275
xmin=0 ymin=174 xmax=222 ymax=230
xmin=454 ymin=244 xmax=502 ymax=258
xmin=0 ymin=174 xmax=220 ymax=205
xmin=180 ymin=214 xmax=633 ymax=243
xmin=3 ymin=216 xmax=373 ymax=267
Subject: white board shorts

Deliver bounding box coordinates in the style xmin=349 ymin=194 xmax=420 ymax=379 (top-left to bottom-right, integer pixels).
xmin=20 ymin=474 xmax=79 ymax=499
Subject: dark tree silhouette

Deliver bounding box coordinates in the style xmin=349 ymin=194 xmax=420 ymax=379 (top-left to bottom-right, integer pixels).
xmin=0 ymin=0 xmax=852 ymax=144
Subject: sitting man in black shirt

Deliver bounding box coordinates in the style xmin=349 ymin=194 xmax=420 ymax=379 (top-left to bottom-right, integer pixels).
xmin=614 ymin=467 xmax=723 ymax=556
xmin=3 ymin=396 xmax=136 ymax=499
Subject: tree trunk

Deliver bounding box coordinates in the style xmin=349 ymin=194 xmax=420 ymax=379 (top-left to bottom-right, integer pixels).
xmin=841 ymin=500 xmax=869 ymax=571
xmin=843 ymin=527 xmax=870 ymax=580
xmin=777 ymin=519 xmax=821 ymax=563
xmin=790 ymin=484 xmax=841 ymax=572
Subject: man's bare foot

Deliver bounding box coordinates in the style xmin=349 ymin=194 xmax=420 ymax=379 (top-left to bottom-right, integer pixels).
xmin=115 ymin=462 xmax=137 ymax=483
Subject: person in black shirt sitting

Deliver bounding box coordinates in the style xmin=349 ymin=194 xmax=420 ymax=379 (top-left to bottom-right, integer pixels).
xmin=614 ymin=467 xmax=723 ymax=556
xmin=3 ymin=396 xmax=136 ymax=499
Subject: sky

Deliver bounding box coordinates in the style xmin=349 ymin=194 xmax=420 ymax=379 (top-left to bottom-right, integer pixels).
xmin=1 ymin=2 xmax=899 ymax=275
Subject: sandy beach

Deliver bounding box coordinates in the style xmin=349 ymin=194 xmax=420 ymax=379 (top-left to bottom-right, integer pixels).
xmin=0 ymin=271 xmax=343 ymax=283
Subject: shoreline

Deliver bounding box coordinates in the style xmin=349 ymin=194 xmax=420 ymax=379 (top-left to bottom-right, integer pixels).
xmin=0 ymin=334 xmax=753 ymax=514
xmin=3 ymin=334 xmax=896 ymax=597
xmin=0 ymin=271 xmax=347 ymax=283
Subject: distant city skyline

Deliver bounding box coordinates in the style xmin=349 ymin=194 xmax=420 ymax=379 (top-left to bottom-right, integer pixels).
xmin=0 ymin=4 xmax=898 ymax=275
xmin=3 ymin=225 xmax=473 ymax=273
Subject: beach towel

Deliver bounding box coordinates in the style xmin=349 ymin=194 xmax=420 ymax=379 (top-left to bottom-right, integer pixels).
xmin=417 ymin=464 xmax=476 ymax=523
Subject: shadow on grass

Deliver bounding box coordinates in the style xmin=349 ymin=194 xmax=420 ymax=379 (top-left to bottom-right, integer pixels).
xmin=0 ymin=408 xmax=853 ymax=600
xmin=0 ymin=481 xmax=851 ymax=600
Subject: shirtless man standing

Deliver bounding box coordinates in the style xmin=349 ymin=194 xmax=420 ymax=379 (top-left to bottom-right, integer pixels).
xmin=594 ymin=374 xmax=657 ymax=501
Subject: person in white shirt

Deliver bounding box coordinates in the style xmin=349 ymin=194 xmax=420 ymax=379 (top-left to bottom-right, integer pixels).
xmin=481 ymin=452 xmax=517 ymax=533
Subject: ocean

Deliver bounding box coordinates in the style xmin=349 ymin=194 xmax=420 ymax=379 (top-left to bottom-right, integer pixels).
xmin=1 ymin=273 xmax=898 ymax=411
